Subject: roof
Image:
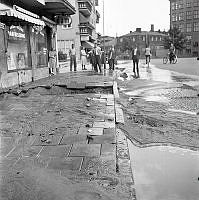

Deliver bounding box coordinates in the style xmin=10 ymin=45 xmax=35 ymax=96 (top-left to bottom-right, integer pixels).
xmin=120 ymin=31 xmax=168 ymax=38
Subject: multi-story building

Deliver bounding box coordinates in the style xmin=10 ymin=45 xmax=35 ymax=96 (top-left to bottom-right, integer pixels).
xmin=117 ymin=25 xmax=168 ymax=58
xmin=0 ymin=0 xmax=75 ymax=88
xmin=57 ymin=0 xmax=100 ymax=62
xmin=169 ymin=0 xmax=199 ymax=57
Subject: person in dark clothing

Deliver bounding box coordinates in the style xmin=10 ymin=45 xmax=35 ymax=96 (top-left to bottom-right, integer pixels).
xmin=132 ymin=45 xmax=140 ymax=78
xmin=69 ymin=44 xmax=77 ymax=71
xmin=108 ymin=46 xmax=116 ymax=70
xmin=93 ymin=43 xmax=102 ymax=73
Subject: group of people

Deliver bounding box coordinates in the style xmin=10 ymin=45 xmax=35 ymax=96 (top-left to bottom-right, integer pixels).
xmin=68 ymin=43 xmax=116 ymax=73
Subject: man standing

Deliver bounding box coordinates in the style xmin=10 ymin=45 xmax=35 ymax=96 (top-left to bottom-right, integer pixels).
xmin=69 ymin=44 xmax=77 ymax=71
xmin=145 ymin=45 xmax=152 ymax=65
xmin=93 ymin=42 xmax=102 ymax=73
xmin=132 ymin=44 xmax=140 ymax=78
xmin=108 ymin=45 xmax=116 ymax=70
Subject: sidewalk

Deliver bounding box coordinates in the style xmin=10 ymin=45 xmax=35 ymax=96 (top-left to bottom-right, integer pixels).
xmin=0 ymin=64 xmax=136 ymax=200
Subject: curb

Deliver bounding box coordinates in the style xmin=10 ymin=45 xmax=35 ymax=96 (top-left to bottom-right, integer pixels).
xmin=113 ymin=80 xmax=137 ymax=200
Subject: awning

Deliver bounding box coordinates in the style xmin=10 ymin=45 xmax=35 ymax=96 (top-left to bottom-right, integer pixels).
xmin=82 ymin=41 xmax=94 ymax=49
xmin=0 ymin=3 xmax=45 ymax=26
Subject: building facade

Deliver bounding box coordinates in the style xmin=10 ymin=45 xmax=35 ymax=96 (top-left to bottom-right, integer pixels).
xmin=57 ymin=0 xmax=100 ymax=62
xmin=0 ymin=0 xmax=75 ymax=88
xmin=117 ymin=26 xmax=168 ymax=59
xmin=169 ymin=0 xmax=199 ymax=57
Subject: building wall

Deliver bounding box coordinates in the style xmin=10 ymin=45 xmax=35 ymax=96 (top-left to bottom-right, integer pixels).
xmin=170 ymin=0 xmax=199 ymax=57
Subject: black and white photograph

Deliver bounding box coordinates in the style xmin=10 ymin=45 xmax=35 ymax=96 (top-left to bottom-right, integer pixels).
xmin=0 ymin=0 xmax=199 ymax=200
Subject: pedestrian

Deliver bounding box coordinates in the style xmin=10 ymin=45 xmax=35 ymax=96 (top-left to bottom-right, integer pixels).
xmin=145 ymin=45 xmax=152 ymax=65
xmin=69 ymin=44 xmax=77 ymax=71
xmin=132 ymin=44 xmax=140 ymax=78
xmin=93 ymin=42 xmax=102 ymax=73
xmin=88 ymin=50 xmax=95 ymax=70
xmin=169 ymin=43 xmax=175 ymax=64
xmin=48 ymin=47 xmax=57 ymax=75
xmin=101 ymin=50 xmax=106 ymax=70
xmin=81 ymin=46 xmax=87 ymax=70
xmin=108 ymin=45 xmax=116 ymax=70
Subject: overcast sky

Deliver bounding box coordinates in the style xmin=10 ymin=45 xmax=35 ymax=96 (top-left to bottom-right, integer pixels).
xmin=96 ymin=0 xmax=170 ymax=37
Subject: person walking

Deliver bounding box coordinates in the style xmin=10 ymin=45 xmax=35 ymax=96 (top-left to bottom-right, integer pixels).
xmin=93 ymin=42 xmax=102 ymax=73
xmin=69 ymin=44 xmax=77 ymax=71
xmin=48 ymin=48 xmax=57 ymax=75
xmin=80 ymin=46 xmax=87 ymax=70
xmin=169 ymin=43 xmax=175 ymax=64
xmin=132 ymin=44 xmax=140 ymax=78
xmin=145 ymin=45 xmax=152 ymax=65
xmin=108 ymin=45 xmax=116 ymax=70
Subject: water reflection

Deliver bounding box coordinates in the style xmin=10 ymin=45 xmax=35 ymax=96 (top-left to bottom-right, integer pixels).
xmin=128 ymin=140 xmax=199 ymax=200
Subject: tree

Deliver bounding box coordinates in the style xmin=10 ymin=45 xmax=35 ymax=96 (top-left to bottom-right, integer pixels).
xmin=164 ymin=27 xmax=187 ymax=50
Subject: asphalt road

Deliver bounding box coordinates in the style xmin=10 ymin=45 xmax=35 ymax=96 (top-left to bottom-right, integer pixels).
xmin=150 ymin=57 xmax=199 ymax=77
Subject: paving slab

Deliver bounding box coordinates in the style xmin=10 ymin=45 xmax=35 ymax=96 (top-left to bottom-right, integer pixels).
xmin=39 ymin=145 xmax=71 ymax=158
xmin=101 ymin=144 xmax=116 ymax=157
xmin=69 ymin=144 xmax=101 ymax=157
xmin=89 ymin=134 xmax=116 ymax=144
xmin=92 ymin=122 xmax=115 ymax=128
xmin=115 ymin=107 xmax=125 ymax=124
xmin=47 ymin=157 xmax=83 ymax=171
xmin=6 ymin=146 xmax=42 ymax=158
xmin=32 ymin=134 xmax=63 ymax=146
xmin=59 ymin=134 xmax=88 ymax=145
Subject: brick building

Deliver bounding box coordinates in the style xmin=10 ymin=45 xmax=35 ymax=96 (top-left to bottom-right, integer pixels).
xmin=57 ymin=0 xmax=100 ymax=62
xmin=117 ymin=25 xmax=168 ymax=59
xmin=169 ymin=0 xmax=199 ymax=57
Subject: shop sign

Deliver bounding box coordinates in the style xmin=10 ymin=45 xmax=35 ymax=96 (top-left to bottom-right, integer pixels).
xmin=8 ymin=26 xmax=26 ymax=40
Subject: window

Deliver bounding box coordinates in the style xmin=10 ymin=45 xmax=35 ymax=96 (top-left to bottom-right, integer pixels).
xmin=172 ymin=13 xmax=177 ymax=21
xmin=193 ymin=0 xmax=199 ymax=7
xmin=179 ymin=12 xmax=184 ymax=20
xmin=142 ymin=36 xmax=145 ymax=41
xmin=171 ymin=2 xmax=175 ymax=10
xmin=178 ymin=1 xmax=184 ymax=9
xmin=62 ymin=17 xmax=72 ymax=29
xmin=193 ymin=10 xmax=199 ymax=19
xmin=151 ymin=36 xmax=154 ymax=41
xmin=7 ymin=25 xmax=31 ymax=71
xmin=179 ymin=24 xmax=184 ymax=32
xmin=186 ymin=11 xmax=192 ymax=20
xmin=194 ymin=22 xmax=199 ymax=31
xmin=186 ymin=2 xmax=192 ymax=7
xmin=186 ymin=23 xmax=192 ymax=32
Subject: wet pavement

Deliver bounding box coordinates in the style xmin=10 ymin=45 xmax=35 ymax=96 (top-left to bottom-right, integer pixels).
xmin=115 ymin=59 xmax=199 ymax=200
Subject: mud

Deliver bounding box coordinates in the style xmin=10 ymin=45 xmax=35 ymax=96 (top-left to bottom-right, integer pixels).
xmin=116 ymin=78 xmax=199 ymax=151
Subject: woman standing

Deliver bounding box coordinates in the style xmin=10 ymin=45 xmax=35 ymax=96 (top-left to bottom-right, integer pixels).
xmin=81 ymin=46 xmax=87 ymax=70
xmin=48 ymin=48 xmax=57 ymax=75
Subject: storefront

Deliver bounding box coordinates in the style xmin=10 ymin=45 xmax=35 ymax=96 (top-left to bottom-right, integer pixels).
xmin=0 ymin=3 xmax=55 ymax=87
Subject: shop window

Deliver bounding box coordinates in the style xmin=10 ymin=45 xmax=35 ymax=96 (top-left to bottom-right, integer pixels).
xmin=186 ymin=48 xmax=191 ymax=54
xmin=34 ymin=26 xmax=48 ymax=68
xmin=193 ymin=41 xmax=198 ymax=47
xmin=7 ymin=25 xmax=31 ymax=71
xmin=193 ymin=51 xmax=198 ymax=56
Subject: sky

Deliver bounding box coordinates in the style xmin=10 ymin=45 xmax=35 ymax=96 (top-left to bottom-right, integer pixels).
xmin=96 ymin=0 xmax=170 ymax=37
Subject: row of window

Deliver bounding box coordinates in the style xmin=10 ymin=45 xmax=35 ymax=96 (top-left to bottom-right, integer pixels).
xmin=124 ymin=36 xmax=164 ymax=42
xmin=171 ymin=0 xmax=199 ymax=10
xmin=172 ymin=10 xmax=199 ymax=21
xmin=177 ymin=22 xmax=199 ymax=32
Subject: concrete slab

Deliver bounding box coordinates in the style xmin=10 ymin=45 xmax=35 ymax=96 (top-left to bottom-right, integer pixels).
xmin=39 ymin=145 xmax=71 ymax=158
xmin=101 ymin=144 xmax=116 ymax=157
xmin=92 ymin=122 xmax=115 ymax=128
xmin=6 ymin=146 xmax=42 ymax=158
xmin=59 ymin=134 xmax=88 ymax=145
xmin=69 ymin=144 xmax=101 ymax=157
xmin=32 ymin=134 xmax=63 ymax=146
xmin=89 ymin=128 xmax=103 ymax=136
xmin=47 ymin=157 xmax=83 ymax=171
xmin=89 ymin=134 xmax=116 ymax=144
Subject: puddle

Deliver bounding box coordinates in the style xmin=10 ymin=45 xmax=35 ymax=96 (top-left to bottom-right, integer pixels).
xmin=128 ymin=140 xmax=199 ymax=200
